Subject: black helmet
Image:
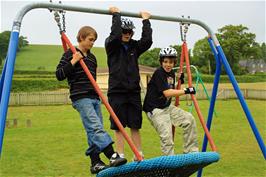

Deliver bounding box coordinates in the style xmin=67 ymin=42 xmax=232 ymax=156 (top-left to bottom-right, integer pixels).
xmin=121 ymin=18 xmax=135 ymax=30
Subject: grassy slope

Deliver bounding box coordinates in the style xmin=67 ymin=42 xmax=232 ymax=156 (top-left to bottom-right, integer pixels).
xmin=1 ymin=100 xmax=265 ymax=177
xmin=14 ymin=45 xmax=107 ymax=71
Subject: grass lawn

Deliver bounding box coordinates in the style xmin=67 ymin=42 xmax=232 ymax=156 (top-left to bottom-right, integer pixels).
xmin=14 ymin=45 xmax=107 ymax=71
xmin=1 ymin=100 xmax=266 ymax=177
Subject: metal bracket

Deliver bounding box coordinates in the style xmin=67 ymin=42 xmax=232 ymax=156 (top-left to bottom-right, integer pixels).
xmin=49 ymin=0 xmax=66 ymax=33
xmin=180 ymin=15 xmax=191 ymax=42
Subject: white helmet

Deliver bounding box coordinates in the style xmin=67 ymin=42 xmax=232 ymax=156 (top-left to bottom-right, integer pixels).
xmin=159 ymin=47 xmax=177 ymax=58
xmin=121 ymin=18 xmax=135 ymax=30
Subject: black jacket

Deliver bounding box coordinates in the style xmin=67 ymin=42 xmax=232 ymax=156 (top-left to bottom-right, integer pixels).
xmin=143 ymin=67 xmax=175 ymax=113
xmin=55 ymin=48 xmax=99 ymax=102
xmin=105 ymin=12 xmax=153 ymax=94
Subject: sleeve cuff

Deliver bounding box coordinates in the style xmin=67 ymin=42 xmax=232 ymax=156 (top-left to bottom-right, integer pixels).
xmin=113 ymin=12 xmax=121 ymax=17
xmin=142 ymin=19 xmax=150 ymax=24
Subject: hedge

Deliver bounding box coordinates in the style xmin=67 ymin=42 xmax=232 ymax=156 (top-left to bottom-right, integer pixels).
xmin=7 ymin=74 xmax=265 ymax=92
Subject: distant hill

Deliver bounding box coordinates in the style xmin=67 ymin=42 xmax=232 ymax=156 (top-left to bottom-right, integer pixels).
xmin=14 ymin=44 xmax=107 ymax=71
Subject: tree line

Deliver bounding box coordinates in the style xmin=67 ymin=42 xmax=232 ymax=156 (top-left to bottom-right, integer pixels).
xmin=0 ymin=31 xmax=29 ymax=66
xmin=139 ymin=24 xmax=266 ymax=75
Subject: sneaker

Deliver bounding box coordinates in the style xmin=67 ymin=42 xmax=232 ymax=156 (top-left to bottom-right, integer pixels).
xmin=132 ymin=152 xmax=144 ymax=162
xmin=118 ymin=153 xmax=125 ymax=158
xmin=110 ymin=152 xmax=127 ymax=167
xmin=90 ymin=161 xmax=109 ymax=174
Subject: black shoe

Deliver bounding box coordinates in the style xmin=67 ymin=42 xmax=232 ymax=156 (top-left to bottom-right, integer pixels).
xmin=110 ymin=152 xmax=127 ymax=167
xmin=90 ymin=161 xmax=108 ymax=174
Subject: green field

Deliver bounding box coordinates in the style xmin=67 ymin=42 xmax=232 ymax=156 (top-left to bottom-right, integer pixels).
xmin=1 ymin=100 xmax=265 ymax=177
xmin=6 ymin=45 xmax=108 ymax=92
xmin=14 ymin=45 xmax=107 ymax=71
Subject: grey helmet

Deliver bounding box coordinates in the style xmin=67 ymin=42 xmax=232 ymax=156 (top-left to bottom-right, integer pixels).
xmin=159 ymin=47 xmax=177 ymax=58
xmin=121 ymin=18 xmax=135 ymax=30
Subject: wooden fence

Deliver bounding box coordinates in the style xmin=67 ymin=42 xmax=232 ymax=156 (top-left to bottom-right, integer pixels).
xmin=8 ymin=89 xmax=266 ymax=106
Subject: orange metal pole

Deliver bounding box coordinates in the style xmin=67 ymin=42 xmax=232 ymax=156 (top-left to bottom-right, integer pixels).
xmin=173 ymin=43 xmax=186 ymax=139
xmin=61 ymin=36 xmax=68 ymax=52
xmin=183 ymin=41 xmax=217 ymax=151
xmin=60 ymin=32 xmax=143 ymax=161
xmin=175 ymin=43 xmax=185 ymax=107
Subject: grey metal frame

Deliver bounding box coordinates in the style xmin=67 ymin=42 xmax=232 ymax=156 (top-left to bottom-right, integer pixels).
xmin=13 ymin=2 xmax=219 ymax=45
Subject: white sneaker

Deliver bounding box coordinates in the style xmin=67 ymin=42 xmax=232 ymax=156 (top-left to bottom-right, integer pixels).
xmin=132 ymin=152 xmax=144 ymax=161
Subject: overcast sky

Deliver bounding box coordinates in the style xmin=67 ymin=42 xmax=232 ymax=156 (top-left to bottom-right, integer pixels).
xmin=1 ymin=0 xmax=265 ymax=49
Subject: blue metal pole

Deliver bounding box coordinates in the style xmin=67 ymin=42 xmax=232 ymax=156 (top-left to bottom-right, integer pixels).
xmin=0 ymin=31 xmax=19 ymax=156
xmin=197 ymin=38 xmax=222 ymax=177
xmin=216 ymin=45 xmax=266 ymax=159
xmin=0 ymin=57 xmax=8 ymax=100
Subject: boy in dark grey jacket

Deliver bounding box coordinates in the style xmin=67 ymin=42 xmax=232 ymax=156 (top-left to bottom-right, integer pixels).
xmin=105 ymin=6 xmax=153 ymax=160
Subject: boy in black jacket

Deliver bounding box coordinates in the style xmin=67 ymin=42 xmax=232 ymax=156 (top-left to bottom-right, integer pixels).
xmin=105 ymin=6 xmax=153 ymax=160
xmin=56 ymin=26 xmax=126 ymax=174
xmin=143 ymin=47 xmax=199 ymax=155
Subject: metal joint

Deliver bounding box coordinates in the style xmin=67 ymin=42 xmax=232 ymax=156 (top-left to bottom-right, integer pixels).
xmin=49 ymin=0 xmax=66 ymax=33
xmin=12 ymin=21 xmax=21 ymax=32
xmin=179 ymin=15 xmax=191 ymax=42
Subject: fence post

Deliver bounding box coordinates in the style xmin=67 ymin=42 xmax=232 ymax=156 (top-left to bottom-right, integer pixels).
xmin=223 ymin=89 xmax=227 ymax=99
xmin=65 ymin=92 xmax=68 ymax=104
xmin=13 ymin=119 xmax=17 ymax=128
xmin=26 ymin=119 xmax=31 ymax=127
xmin=5 ymin=120 xmax=10 ymax=128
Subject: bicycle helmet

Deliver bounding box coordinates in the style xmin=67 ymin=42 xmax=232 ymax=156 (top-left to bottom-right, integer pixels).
xmin=159 ymin=47 xmax=178 ymax=64
xmin=121 ymin=18 xmax=135 ymax=30
xmin=159 ymin=47 xmax=177 ymax=58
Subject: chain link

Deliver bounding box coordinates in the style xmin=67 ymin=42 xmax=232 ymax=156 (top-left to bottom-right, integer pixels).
xmin=62 ymin=11 xmax=66 ymax=32
xmin=54 ymin=11 xmax=62 ymax=33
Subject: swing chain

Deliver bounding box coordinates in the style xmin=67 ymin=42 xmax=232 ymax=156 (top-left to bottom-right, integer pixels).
xmin=62 ymin=10 xmax=66 ymax=32
xmin=180 ymin=15 xmax=191 ymax=42
xmin=50 ymin=0 xmax=66 ymax=33
xmin=53 ymin=11 xmax=63 ymax=33
xmin=59 ymin=0 xmax=66 ymax=32
xmin=54 ymin=11 xmax=63 ymax=33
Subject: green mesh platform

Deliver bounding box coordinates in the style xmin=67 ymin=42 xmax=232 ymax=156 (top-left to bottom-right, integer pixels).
xmin=97 ymin=152 xmax=220 ymax=177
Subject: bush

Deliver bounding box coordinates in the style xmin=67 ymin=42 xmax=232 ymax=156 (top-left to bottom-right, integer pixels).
xmin=11 ymin=79 xmax=68 ymax=92
xmin=3 ymin=70 xmax=266 ymax=92
xmin=199 ymin=74 xmax=266 ymax=83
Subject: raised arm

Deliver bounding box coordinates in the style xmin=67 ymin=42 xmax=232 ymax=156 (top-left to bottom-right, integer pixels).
xmin=136 ymin=11 xmax=153 ymax=55
xmin=105 ymin=6 xmax=122 ymax=52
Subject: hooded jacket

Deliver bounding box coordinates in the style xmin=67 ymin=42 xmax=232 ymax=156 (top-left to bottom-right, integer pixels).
xmin=105 ymin=12 xmax=153 ymax=94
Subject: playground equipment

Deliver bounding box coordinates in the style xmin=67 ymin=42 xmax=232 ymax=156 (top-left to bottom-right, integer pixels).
xmin=52 ymin=7 xmax=218 ymax=177
xmin=170 ymin=22 xmax=217 ymax=157
xmin=0 ymin=2 xmax=264 ymax=177
xmin=173 ymin=65 xmax=218 ymax=116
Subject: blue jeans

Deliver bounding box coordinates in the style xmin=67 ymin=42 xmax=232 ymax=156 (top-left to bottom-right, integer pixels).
xmin=72 ymin=98 xmax=113 ymax=156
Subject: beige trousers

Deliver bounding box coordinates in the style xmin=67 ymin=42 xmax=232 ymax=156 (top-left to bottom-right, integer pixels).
xmin=147 ymin=105 xmax=199 ymax=155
